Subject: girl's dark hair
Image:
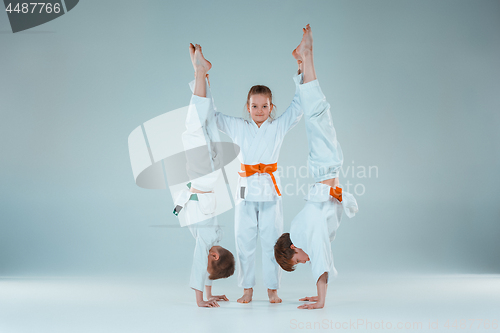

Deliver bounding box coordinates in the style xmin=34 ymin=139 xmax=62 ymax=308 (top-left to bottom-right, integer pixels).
xmin=244 ymin=85 xmax=277 ymax=121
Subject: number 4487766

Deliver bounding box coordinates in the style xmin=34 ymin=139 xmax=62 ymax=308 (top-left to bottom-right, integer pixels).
xmin=5 ymin=3 xmax=62 ymax=14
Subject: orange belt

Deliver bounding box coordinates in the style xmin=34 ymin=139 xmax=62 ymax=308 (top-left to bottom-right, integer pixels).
xmin=330 ymin=186 xmax=343 ymax=202
xmin=238 ymin=163 xmax=281 ymax=196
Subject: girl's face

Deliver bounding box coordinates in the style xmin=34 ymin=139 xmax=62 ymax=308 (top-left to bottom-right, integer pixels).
xmin=247 ymin=94 xmax=273 ymax=126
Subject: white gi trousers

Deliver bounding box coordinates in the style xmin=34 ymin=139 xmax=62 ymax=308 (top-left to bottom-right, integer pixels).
xmin=302 ymin=79 xmax=344 ymax=182
xmin=235 ymin=199 xmax=283 ymax=289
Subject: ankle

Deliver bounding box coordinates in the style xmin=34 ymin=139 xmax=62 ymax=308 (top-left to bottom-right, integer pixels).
xmin=301 ymin=49 xmax=313 ymax=58
xmin=195 ymin=69 xmax=207 ymax=77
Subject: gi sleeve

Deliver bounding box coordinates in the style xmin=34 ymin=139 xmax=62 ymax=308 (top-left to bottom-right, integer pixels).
xmin=188 ymin=78 xmax=244 ymax=142
xmin=189 ymin=227 xmax=210 ymax=292
xmin=310 ymin=235 xmax=336 ymax=284
xmin=186 ymin=204 xmax=221 ymax=291
xmin=274 ymin=73 xmax=304 ymax=134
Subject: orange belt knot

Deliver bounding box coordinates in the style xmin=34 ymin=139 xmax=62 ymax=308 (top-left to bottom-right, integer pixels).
xmin=329 ymin=186 xmax=343 ymax=202
xmin=238 ymin=163 xmax=281 ymax=196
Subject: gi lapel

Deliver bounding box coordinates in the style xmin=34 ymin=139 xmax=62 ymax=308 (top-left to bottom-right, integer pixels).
xmin=245 ymin=119 xmax=271 ymax=163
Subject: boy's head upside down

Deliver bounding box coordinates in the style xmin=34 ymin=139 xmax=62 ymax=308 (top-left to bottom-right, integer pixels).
xmin=274 ymin=233 xmax=310 ymax=272
xmin=208 ymin=246 xmax=235 ymax=280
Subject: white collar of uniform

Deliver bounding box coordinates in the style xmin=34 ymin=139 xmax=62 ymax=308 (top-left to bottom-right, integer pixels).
xmin=249 ymin=117 xmax=271 ymax=129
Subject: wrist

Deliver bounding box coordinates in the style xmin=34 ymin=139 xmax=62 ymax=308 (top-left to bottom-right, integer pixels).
xmin=315 ymin=302 xmax=325 ymax=309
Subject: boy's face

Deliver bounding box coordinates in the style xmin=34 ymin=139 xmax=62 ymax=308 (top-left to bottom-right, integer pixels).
xmin=207 ymin=246 xmax=221 ymax=274
xmin=290 ymin=245 xmax=310 ymax=265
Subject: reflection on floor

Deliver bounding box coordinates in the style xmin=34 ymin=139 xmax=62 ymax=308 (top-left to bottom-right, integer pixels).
xmin=1 ymin=274 xmax=499 ymax=333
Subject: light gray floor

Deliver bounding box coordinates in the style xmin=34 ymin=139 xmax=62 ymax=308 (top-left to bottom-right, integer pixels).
xmin=1 ymin=274 xmax=499 ymax=333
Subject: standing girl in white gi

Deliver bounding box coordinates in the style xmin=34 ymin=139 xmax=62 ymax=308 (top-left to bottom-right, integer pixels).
xmin=191 ymin=43 xmax=304 ymax=303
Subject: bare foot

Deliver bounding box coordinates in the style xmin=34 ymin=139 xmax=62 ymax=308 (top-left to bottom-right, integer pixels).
xmin=189 ymin=43 xmax=195 ymax=67
xmin=268 ymin=289 xmax=282 ymax=303
xmin=237 ymin=288 xmax=253 ymax=304
xmin=189 ymin=43 xmax=212 ymax=74
xmin=292 ymin=49 xmax=303 ymax=74
xmin=293 ymin=24 xmax=313 ymax=60
xmin=292 ymin=48 xmax=302 ymax=62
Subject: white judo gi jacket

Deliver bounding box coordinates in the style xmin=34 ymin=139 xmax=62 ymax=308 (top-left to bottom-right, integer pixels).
xmin=202 ymin=74 xmax=304 ymax=202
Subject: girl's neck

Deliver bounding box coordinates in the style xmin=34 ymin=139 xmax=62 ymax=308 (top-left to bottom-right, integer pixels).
xmin=253 ymin=119 xmax=265 ymax=127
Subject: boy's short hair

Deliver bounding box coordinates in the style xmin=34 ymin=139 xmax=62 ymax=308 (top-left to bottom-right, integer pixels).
xmin=274 ymin=233 xmax=296 ymax=272
xmin=208 ymin=247 xmax=235 ymax=280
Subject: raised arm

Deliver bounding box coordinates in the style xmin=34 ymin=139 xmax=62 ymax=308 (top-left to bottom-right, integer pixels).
xmin=187 ymin=79 xmax=243 ymax=141
xmin=273 ymin=74 xmax=303 ymax=134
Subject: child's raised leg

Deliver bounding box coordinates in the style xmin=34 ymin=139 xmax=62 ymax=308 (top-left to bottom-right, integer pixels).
xmin=294 ymin=25 xmax=343 ymax=183
xmin=293 ymin=24 xmax=316 ymax=84
xmin=189 ymin=43 xmax=212 ymax=98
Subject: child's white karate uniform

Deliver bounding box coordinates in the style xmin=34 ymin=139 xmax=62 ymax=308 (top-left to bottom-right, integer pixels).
xmin=196 ymin=75 xmax=303 ymax=289
xmin=289 ymin=78 xmax=358 ymax=284
xmin=176 ymin=81 xmax=224 ymax=292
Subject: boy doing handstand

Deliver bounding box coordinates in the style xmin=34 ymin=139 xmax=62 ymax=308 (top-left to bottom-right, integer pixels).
xmin=173 ymin=43 xmax=235 ymax=307
xmin=274 ymin=24 xmax=359 ymax=309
